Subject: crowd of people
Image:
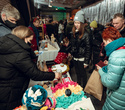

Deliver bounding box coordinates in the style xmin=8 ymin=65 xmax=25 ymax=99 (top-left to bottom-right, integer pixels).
xmin=0 ymin=3 xmax=125 ymax=110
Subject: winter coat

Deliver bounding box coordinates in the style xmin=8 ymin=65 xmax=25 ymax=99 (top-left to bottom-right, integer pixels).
xmin=120 ymin=26 xmax=125 ymax=37
xmin=99 ymin=39 xmax=125 ymax=110
xmin=0 ymin=22 xmax=11 ymax=37
xmin=0 ymin=34 xmax=55 ymax=110
xmin=92 ymin=24 xmax=104 ymax=52
xmin=70 ymin=31 xmax=91 ymax=65
xmin=92 ymin=25 xmax=104 ymax=64
xmin=65 ymin=21 xmax=74 ymax=39
xmin=46 ymin=23 xmax=54 ymax=38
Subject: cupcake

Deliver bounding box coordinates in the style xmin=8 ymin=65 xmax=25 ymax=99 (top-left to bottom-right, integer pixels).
xmin=60 ymin=63 xmax=64 ymax=67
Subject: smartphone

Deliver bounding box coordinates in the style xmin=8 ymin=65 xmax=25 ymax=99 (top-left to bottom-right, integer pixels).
xmin=96 ymin=60 xmax=106 ymax=67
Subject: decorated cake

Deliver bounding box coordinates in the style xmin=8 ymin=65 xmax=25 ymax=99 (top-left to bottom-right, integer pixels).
xmin=51 ymin=63 xmax=69 ymax=74
xmin=51 ymin=81 xmax=87 ymax=109
xmin=22 ymin=85 xmax=48 ymax=110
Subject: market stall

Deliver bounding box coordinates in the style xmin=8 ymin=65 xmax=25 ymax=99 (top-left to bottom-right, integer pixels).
xmin=38 ymin=40 xmax=60 ymax=62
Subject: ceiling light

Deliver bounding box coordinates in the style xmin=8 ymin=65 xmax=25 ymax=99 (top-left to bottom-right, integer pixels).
xmin=48 ymin=4 xmax=52 ymax=7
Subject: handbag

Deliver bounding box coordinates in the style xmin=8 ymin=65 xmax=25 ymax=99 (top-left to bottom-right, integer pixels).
xmin=84 ymin=70 xmax=103 ymax=101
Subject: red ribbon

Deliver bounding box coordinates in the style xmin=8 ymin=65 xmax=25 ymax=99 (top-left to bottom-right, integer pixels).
xmin=33 ymin=18 xmax=37 ymax=22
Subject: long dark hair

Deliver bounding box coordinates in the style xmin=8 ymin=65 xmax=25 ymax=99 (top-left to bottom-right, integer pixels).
xmin=72 ymin=22 xmax=86 ymax=39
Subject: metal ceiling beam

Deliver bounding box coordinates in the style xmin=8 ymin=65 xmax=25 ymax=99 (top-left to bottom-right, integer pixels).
xmin=34 ymin=0 xmax=74 ymax=8
xmin=33 ymin=0 xmax=104 ymax=12
xmin=71 ymin=0 xmax=103 ymax=9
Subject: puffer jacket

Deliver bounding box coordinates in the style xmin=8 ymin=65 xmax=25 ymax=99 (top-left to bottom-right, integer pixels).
xmin=0 ymin=16 xmax=11 ymax=37
xmin=120 ymin=26 xmax=125 ymax=37
xmin=99 ymin=49 xmax=125 ymax=110
xmin=70 ymin=31 xmax=91 ymax=65
xmin=0 ymin=34 xmax=55 ymax=110
xmin=0 ymin=22 xmax=11 ymax=37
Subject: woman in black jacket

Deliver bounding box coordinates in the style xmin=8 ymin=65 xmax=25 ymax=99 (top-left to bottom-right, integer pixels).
xmin=0 ymin=26 xmax=60 ymax=110
xmin=68 ymin=10 xmax=91 ymax=88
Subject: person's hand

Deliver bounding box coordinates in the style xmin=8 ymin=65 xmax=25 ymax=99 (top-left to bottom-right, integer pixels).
xmin=68 ymin=53 xmax=71 ymax=57
xmin=84 ymin=65 xmax=88 ymax=68
xmin=104 ymin=60 xmax=108 ymax=65
xmin=37 ymin=61 xmax=43 ymax=71
xmin=54 ymin=72 xmax=62 ymax=80
xmin=96 ymin=64 xmax=102 ymax=70
xmin=100 ymin=53 xmax=104 ymax=56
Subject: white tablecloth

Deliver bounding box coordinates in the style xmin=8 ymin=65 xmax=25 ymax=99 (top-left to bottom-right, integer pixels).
xmin=38 ymin=40 xmax=60 ymax=62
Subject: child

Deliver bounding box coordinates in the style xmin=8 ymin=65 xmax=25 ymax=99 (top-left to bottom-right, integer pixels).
xmin=54 ymin=37 xmax=71 ymax=64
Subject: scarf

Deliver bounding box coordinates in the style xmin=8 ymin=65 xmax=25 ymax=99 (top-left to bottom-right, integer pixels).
xmin=102 ymin=37 xmax=125 ymax=72
xmin=105 ymin=37 xmax=125 ymax=57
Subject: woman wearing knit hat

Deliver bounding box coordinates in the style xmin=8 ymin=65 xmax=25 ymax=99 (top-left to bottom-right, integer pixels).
xmin=68 ymin=10 xmax=92 ymax=88
xmin=90 ymin=20 xmax=98 ymax=30
xmin=89 ymin=20 xmax=104 ymax=73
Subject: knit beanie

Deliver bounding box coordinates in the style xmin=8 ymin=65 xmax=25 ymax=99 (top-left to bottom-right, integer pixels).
xmin=90 ymin=20 xmax=97 ymax=28
xmin=74 ymin=10 xmax=85 ymax=23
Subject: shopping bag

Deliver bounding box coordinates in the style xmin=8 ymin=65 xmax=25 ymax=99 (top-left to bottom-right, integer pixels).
xmin=84 ymin=70 xmax=103 ymax=101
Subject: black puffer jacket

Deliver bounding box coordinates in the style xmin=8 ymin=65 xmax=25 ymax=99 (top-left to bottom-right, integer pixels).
xmin=0 ymin=16 xmax=11 ymax=37
xmin=70 ymin=31 xmax=91 ymax=64
xmin=0 ymin=34 xmax=55 ymax=110
xmin=120 ymin=26 xmax=125 ymax=37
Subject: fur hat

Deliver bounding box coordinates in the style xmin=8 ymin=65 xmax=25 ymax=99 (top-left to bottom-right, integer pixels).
xmin=74 ymin=10 xmax=85 ymax=23
xmin=22 ymin=85 xmax=48 ymax=110
xmin=90 ymin=20 xmax=97 ymax=28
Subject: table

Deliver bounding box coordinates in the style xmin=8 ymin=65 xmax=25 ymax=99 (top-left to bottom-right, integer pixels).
xmin=28 ymin=72 xmax=72 ymax=88
xmin=38 ymin=40 xmax=60 ymax=62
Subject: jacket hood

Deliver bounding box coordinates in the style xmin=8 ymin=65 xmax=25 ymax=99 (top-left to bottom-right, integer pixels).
xmin=0 ymin=34 xmax=31 ymax=54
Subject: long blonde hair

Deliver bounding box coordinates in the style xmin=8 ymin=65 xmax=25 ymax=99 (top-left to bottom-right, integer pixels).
xmin=11 ymin=26 xmax=33 ymax=40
